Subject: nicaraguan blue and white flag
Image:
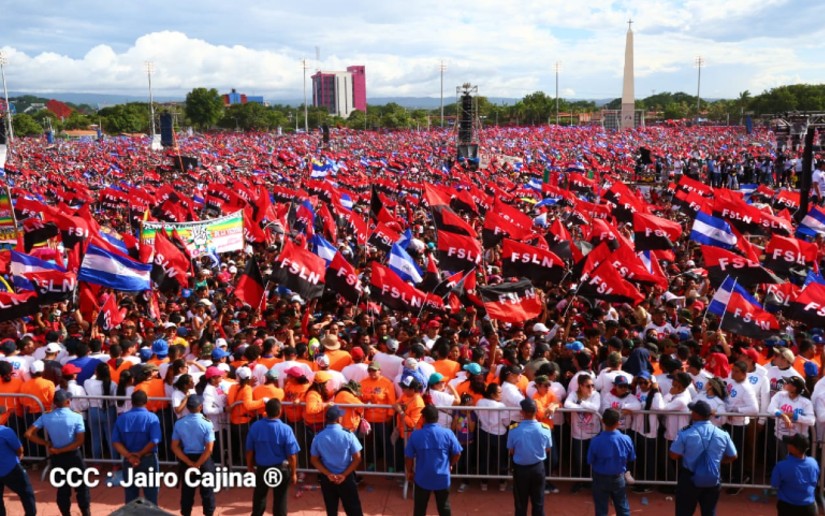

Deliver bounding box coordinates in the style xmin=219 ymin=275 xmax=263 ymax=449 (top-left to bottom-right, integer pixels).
xmin=690 ymin=211 xmax=737 ymax=249
xmin=339 ymin=194 xmax=353 ymax=211
xmin=527 ymin=178 xmax=543 ymax=191
xmin=77 ymin=243 xmax=151 ymax=291
xmin=535 ymin=198 xmax=559 ymax=209
xmin=396 ymin=229 xmax=413 ymax=250
xmin=707 ymin=276 xmax=761 ymax=316
xmin=310 ymin=234 xmax=338 ymax=265
xmin=10 ymin=251 xmax=66 ymax=277
xmin=388 ymin=243 xmax=423 ymax=284
xmin=800 ymin=206 xmax=825 ymax=236
xmin=804 ymin=269 xmax=825 ymax=288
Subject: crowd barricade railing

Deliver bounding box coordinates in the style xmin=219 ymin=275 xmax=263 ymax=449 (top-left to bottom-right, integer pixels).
xmin=4 ymin=393 xmax=820 ymax=495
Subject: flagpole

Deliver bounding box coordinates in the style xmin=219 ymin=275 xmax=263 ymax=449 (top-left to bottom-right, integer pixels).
xmin=701 ymin=274 xmax=728 ymax=328
xmin=716 ymin=276 xmax=737 ymax=330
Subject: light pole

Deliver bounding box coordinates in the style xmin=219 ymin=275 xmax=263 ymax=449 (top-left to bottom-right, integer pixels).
xmin=555 ymin=61 xmax=560 ymax=126
xmin=302 ymin=58 xmax=309 ymax=132
xmin=0 ymin=51 xmax=14 ymax=145
xmin=695 ymin=56 xmax=704 ymax=117
xmin=145 ymin=61 xmax=156 ymax=139
xmin=439 ymin=60 xmax=447 ymax=128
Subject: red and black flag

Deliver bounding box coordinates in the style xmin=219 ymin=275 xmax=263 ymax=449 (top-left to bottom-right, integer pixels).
xmin=436 ymin=230 xmax=482 ymax=273
xmin=764 ymin=282 xmax=801 ymax=313
xmin=633 ymin=213 xmax=681 ymax=251
xmin=493 ymin=198 xmax=534 ymax=231
xmin=369 ymin=262 xmax=428 ymax=312
xmin=272 ymin=240 xmax=326 ymax=301
xmin=234 ymin=256 xmax=266 ymax=308
xmin=501 ymin=239 xmax=566 ymax=285
xmin=343 ymin=211 xmax=369 ymax=246
xmin=151 ymin=228 xmax=190 ymax=291
xmin=22 ymin=218 xmax=59 ymax=252
xmin=0 ymin=291 xmax=41 ymax=323
xmin=419 ymin=254 xmax=443 ymax=294
xmin=368 ymin=222 xmax=401 ymax=254
xmin=763 ymin=235 xmax=818 ymax=277
xmin=721 ymin=292 xmax=780 ymax=339
xmin=482 ymin=211 xmax=531 ymax=249
xmin=325 ymin=252 xmax=364 ymax=304
xmin=432 ymin=206 xmax=475 ymax=237
xmin=477 ymin=279 xmax=543 ymax=323
xmin=578 ymin=259 xmax=644 ymax=305
xmin=712 ymin=190 xmax=764 ymax=235
xmin=676 ymin=175 xmax=714 ymax=197
xmin=672 ymin=189 xmax=711 ymax=215
xmin=785 ymin=283 xmax=825 ymax=327
xmin=96 ymin=294 xmax=125 ymax=332
xmin=774 ymin=190 xmax=800 ymax=212
xmin=25 ymin=270 xmax=77 ymax=305
xmin=701 ymin=245 xmax=783 ymax=288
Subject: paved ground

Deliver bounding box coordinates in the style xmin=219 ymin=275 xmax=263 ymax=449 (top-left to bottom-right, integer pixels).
xmin=5 ymin=471 xmax=785 ymax=515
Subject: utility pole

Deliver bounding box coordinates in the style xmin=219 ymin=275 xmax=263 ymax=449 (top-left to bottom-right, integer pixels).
xmin=439 ymin=60 xmax=447 ymax=128
xmin=0 ymin=51 xmax=14 ymax=146
xmin=695 ymin=56 xmax=704 ymax=117
xmin=302 ymin=59 xmax=309 ymax=133
xmin=555 ymin=61 xmax=560 ymax=125
xmin=145 ymin=61 xmax=156 ymax=139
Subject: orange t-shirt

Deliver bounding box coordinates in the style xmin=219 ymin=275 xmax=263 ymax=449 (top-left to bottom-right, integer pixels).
xmin=135 ymin=378 xmax=169 ymax=411
xmin=252 ymin=384 xmax=284 ymax=416
xmin=297 ymin=358 xmax=318 ymax=372
xmin=0 ymin=377 xmax=23 ymax=423
xmin=282 ymin=381 xmax=309 ymax=423
xmin=533 ymin=390 xmax=557 ymax=428
xmin=432 ymin=359 xmax=461 ymax=382
xmin=333 ymin=390 xmax=363 ymax=432
xmin=227 ymin=383 xmax=265 ymax=425
xmin=258 ymin=356 xmax=281 ymax=370
xmin=303 ymin=389 xmax=327 ymax=426
xmin=360 ymin=376 xmax=396 ymax=423
xmin=396 ymin=392 xmax=424 ymax=438
xmin=20 ymin=377 xmax=54 ymax=413
xmin=325 ymin=349 xmax=353 ymax=372
xmin=456 ymin=381 xmax=484 ymax=406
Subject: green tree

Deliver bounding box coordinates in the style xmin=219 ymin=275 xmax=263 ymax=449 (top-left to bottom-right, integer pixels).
xmin=185 ymin=88 xmax=224 ymax=131
xmin=12 ymin=113 xmax=44 ymax=137
xmin=517 ymin=91 xmax=554 ymax=125
xmin=663 ymin=102 xmax=689 ymax=120
xmin=98 ymin=103 xmax=150 ymax=133
xmin=63 ymin=111 xmax=93 ymax=130
xmin=347 ymin=109 xmax=367 ymax=129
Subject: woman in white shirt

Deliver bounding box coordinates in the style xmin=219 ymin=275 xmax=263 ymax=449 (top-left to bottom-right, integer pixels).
xmin=115 ymin=369 xmax=135 ymax=415
xmin=695 ymin=377 xmax=728 ymax=427
xmin=83 ymin=362 xmax=118 ymax=460
xmin=171 ymin=374 xmax=195 ymax=419
xmin=499 ymin=365 xmax=525 ymax=424
xmin=767 ymin=376 xmax=816 ymax=452
xmin=476 ymin=383 xmax=510 ymax=492
xmin=564 ymin=373 xmax=601 ymax=492
xmin=630 ymin=371 xmax=664 ymax=491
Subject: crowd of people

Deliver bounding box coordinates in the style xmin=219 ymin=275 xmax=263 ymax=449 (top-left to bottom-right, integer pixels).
xmin=0 ymin=123 xmax=823 ymax=515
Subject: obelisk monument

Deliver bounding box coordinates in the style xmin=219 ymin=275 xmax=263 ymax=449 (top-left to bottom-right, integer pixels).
xmin=620 ymin=19 xmax=635 ymax=129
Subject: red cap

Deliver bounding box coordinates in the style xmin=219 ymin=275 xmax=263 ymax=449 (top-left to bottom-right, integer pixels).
xmin=691 ymin=301 xmax=705 ymax=312
xmin=62 ymin=364 xmax=82 ymax=375
xmin=350 ymin=347 xmax=365 ymax=360
xmin=427 ymin=320 xmax=441 ymax=329
xmin=741 ymin=348 xmax=760 ymax=364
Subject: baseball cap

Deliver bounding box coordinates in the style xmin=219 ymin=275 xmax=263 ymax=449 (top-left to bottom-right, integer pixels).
xmin=30 ymin=360 xmax=44 ymax=374
xmin=62 ymin=364 xmax=82 ymax=375
xmin=613 ymin=375 xmax=630 ymax=387
xmin=265 ymin=368 xmax=279 ymax=381
xmin=326 ymin=405 xmax=344 ymax=422
xmin=204 ymin=366 xmax=225 ymax=379
xmin=532 ymin=323 xmax=550 ymax=333
xmin=0 ymin=341 xmax=16 ymax=355
xmin=779 ymin=348 xmax=795 ymax=364
xmin=236 ymin=366 xmax=252 ymax=380
xmin=350 ymin=347 xmax=365 ymax=360
xmin=636 ymin=371 xmax=652 ymax=380
xmin=741 ymin=348 xmax=761 ymax=363
xmin=285 ymin=366 xmax=306 ymax=378
xmin=211 ymin=348 xmax=231 ymax=360
xmin=314 ymin=371 xmax=332 ymax=383
xmin=404 ymin=357 xmax=419 ymax=370
xmin=151 ymin=339 xmax=169 ymax=358
xmin=463 ymin=363 xmax=482 ymax=376
xmin=139 ymin=348 xmax=154 ymax=362
xmin=688 ymin=400 xmax=712 ymax=418
xmin=367 ymin=362 xmax=381 ymax=371
xmin=428 ymin=372 xmax=445 ymax=387
xmin=566 ymin=341 xmax=585 ymax=352
xmin=45 ymin=342 xmax=62 ymax=354
xmin=215 ymin=338 xmax=229 ymax=348
xmin=385 ymin=339 xmax=399 ymax=352
xmin=315 ymin=354 xmax=330 ymax=367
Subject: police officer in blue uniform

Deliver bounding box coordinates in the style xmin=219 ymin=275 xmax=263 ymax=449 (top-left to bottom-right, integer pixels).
xmin=771 ymin=433 xmax=819 ymax=516
xmin=587 ymin=408 xmax=635 ymax=516
xmin=669 ymin=400 xmax=737 ymax=516
xmin=0 ymin=407 xmax=37 ymax=516
xmin=111 ymin=390 xmax=162 ymax=505
xmin=310 ymin=405 xmax=364 ymax=516
xmin=405 ymin=404 xmax=463 ymax=516
xmin=170 ymin=394 xmax=216 ymax=516
xmin=24 ymin=390 xmax=91 ymax=516
xmin=506 ymin=398 xmax=552 ymax=516
xmin=246 ymin=399 xmax=301 ymax=516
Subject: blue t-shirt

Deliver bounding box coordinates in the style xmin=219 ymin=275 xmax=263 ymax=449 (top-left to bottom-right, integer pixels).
xmin=310 ymin=424 xmax=362 ymax=475
xmin=246 ymin=418 xmax=301 ymax=467
xmin=171 ymin=413 xmax=215 ymax=454
xmin=33 ymin=408 xmax=85 ymax=449
xmin=112 ymin=408 xmax=162 ymax=454
xmin=506 ymin=419 xmax=552 ymax=466
xmin=0 ymin=426 xmax=21 ymax=476
xmin=771 ymin=455 xmax=820 ymax=506
xmin=670 ymin=421 xmax=736 ymax=487
xmin=405 ymin=423 xmax=463 ymax=491
xmin=587 ymin=430 xmax=636 ymax=475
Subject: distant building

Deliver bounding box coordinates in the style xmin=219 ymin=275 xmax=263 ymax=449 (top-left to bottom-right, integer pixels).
xmin=222 ymin=89 xmax=265 ymax=107
xmin=312 ymin=65 xmax=366 ymax=118
xmin=46 ymin=99 xmax=73 ymax=121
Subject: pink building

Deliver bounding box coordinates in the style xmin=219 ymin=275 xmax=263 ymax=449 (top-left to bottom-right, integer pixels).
xmin=312 ymin=65 xmax=366 ymax=118
xmin=347 ymin=65 xmax=367 ymax=112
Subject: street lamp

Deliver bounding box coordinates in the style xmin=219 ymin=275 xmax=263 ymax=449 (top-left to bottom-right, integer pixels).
xmin=302 ymin=59 xmax=309 ymax=133
xmin=555 ymin=61 xmax=561 ymax=126
xmin=145 ymin=61 xmax=156 ymax=138
xmin=439 ymin=60 xmax=447 ymax=128
xmin=695 ymin=56 xmax=704 ymax=117
xmin=0 ymin=51 xmax=14 ymax=145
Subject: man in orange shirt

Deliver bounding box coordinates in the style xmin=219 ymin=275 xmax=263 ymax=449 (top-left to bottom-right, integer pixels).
xmin=320 ymin=335 xmax=352 ymax=372
xmin=227 ymin=367 xmax=266 ymax=464
xmin=333 ymin=381 xmax=364 ymax=433
xmin=134 ymin=364 xmax=173 ymax=460
xmin=432 ymin=341 xmax=460 ymax=382
xmin=393 ymin=376 xmax=425 ymax=470
xmin=19 ymin=360 xmax=54 ymax=458
xmin=0 ymin=362 xmax=22 ymax=427
xmin=360 ymin=362 xmax=396 ymax=469
xmin=252 ymin=369 xmax=284 ymax=416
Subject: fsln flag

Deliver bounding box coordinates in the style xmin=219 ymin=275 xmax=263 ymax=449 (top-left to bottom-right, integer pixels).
xmin=77 ymin=243 xmax=151 ymax=292
xmin=690 ymin=211 xmax=737 ymax=249
xmin=721 ymin=292 xmax=779 ymax=339
xmin=707 ymin=276 xmax=761 ymax=317
xmin=477 ymin=279 xmax=543 ymax=323
xmin=234 ymin=256 xmax=265 ymax=308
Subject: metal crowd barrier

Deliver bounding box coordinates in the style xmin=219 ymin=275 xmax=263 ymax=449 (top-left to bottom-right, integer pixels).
xmin=3 ymin=393 xmax=824 ymax=498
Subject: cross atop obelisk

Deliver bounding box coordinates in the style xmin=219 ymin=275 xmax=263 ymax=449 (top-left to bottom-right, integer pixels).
xmin=620 ymin=18 xmax=635 ymax=129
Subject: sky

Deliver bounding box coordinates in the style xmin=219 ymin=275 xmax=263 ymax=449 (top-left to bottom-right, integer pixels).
xmin=1 ymin=0 xmax=824 ymax=102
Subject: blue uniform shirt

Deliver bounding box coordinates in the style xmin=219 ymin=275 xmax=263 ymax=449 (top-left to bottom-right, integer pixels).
xmin=33 ymin=407 xmax=85 ymax=449
xmin=506 ymin=419 xmax=552 ymax=466
xmin=670 ymin=421 xmax=736 ymax=479
xmin=771 ymin=455 xmax=820 ymax=506
xmin=310 ymin=423 xmax=362 ymax=475
xmin=405 ymin=423 xmax=463 ymax=491
xmin=112 ymin=407 xmax=162 ymax=453
xmin=587 ymin=430 xmax=636 ymax=475
xmin=68 ymin=356 xmax=102 ymax=385
xmin=246 ymin=417 xmax=301 ymax=467
xmin=0 ymin=426 xmax=21 ymax=476
xmin=171 ymin=413 xmax=215 ymax=454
